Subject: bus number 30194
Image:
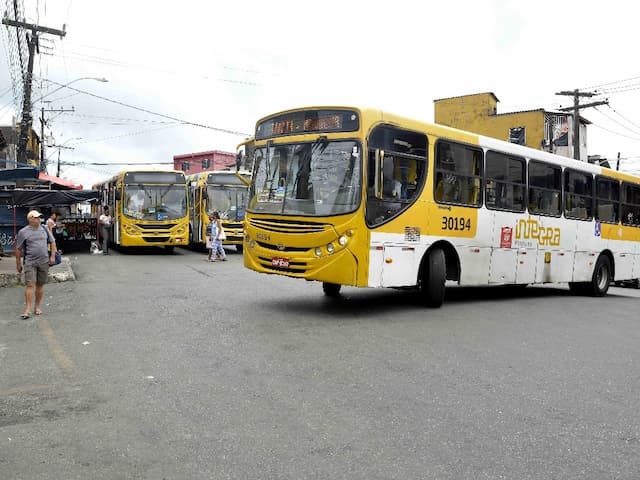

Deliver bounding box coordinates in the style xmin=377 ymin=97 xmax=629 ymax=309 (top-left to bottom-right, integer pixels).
xmin=441 ymin=216 xmax=471 ymax=231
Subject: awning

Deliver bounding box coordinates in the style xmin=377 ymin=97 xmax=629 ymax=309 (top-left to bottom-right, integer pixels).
xmin=38 ymin=172 xmax=83 ymax=190
xmin=11 ymin=189 xmax=100 ymax=206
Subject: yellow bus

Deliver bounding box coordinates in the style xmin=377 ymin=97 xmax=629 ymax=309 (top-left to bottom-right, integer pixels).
xmin=243 ymin=106 xmax=640 ymax=307
xmin=187 ymin=170 xmax=251 ymax=252
xmin=93 ymin=169 xmax=189 ymax=252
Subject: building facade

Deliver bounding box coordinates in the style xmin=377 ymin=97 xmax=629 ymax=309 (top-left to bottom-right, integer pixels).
xmin=173 ymin=150 xmax=236 ymax=176
xmin=433 ymin=92 xmax=589 ymax=161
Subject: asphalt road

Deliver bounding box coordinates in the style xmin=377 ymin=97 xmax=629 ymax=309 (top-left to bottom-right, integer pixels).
xmin=1 ymin=247 xmax=640 ymax=479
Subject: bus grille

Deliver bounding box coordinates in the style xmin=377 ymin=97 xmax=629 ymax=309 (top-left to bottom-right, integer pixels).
xmin=137 ymin=224 xmax=177 ymax=230
xmin=256 ymin=241 xmax=309 ymax=253
xmin=143 ymin=236 xmax=170 ymax=243
xmin=249 ymin=218 xmax=330 ymax=234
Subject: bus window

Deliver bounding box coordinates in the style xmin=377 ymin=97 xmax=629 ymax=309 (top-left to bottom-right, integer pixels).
xmin=564 ymin=169 xmax=593 ymax=220
xmin=595 ymin=176 xmax=620 ymax=224
xmin=366 ymin=125 xmax=427 ymax=226
xmin=434 ymin=141 xmax=482 ymax=207
xmin=622 ymin=182 xmax=640 ymax=226
xmin=485 ymin=151 xmax=526 ymax=212
xmin=528 ymin=161 xmax=561 ymax=216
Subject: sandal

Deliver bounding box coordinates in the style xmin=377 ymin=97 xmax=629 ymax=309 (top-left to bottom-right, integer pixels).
xmin=35 ymin=309 xmax=43 ymax=315
xmin=20 ymin=312 xmax=31 ymax=319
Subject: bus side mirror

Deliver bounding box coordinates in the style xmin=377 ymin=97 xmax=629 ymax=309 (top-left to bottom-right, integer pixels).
xmin=115 ymin=190 xmax=121 ymax=201
xmin=374 ymin=149 xmax=385 ymax=199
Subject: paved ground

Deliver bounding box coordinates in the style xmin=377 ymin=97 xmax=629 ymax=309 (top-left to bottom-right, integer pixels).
xmin=0 ymin=253 xmax=76 ymax=287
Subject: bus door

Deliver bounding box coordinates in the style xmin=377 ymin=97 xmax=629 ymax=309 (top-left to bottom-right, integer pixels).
xmin=489 ymin=211 xmax=517 ymax=284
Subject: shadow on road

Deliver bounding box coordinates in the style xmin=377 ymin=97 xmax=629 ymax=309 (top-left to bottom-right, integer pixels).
xmin=262 ymin=284 xmax=573 ymax=317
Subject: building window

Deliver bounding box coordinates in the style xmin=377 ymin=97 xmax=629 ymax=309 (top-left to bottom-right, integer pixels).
xmin=509 ymin=127 xmax=526 ymax=145
xmin=181 ymin=162 xmax=190 ymax=172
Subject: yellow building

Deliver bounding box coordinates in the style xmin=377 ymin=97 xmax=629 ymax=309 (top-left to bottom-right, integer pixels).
xmin=434 ymin=92 xmax=590 ymax=161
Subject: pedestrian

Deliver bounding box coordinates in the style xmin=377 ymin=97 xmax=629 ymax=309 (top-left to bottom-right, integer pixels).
xmin=46 ymin=211 xmax=64 ymax=253
xmin=211 ymin=211 xmax=227 ymax=261
xmin=98 ymin=205 xmax=112 ymax=255
xmin=205 ymin=212 xmax=215 ymax=262
xmin=15 ymin=210 xmax=57 ymax=319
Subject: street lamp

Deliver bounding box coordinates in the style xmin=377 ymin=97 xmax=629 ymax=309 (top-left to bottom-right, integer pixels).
xmin=36 ymin=77 xmax=109 ymax=104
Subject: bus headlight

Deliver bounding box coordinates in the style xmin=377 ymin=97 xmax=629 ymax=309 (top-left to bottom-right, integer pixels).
xmin=326 ymin=243 xmax=335 ymax=254
xmin=124 ymin=224 xmax=141 ymax=235
xmin=249 ymin=240 xmax=256 ymax=248
xmin=338 ymin=235 xmax=348 ymax=246
xmin=314 ymin=247 xmax=322 ymax=257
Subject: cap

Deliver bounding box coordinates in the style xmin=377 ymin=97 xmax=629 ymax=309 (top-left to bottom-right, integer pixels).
xmin=27 ymin=210 xmax=44 ymax=219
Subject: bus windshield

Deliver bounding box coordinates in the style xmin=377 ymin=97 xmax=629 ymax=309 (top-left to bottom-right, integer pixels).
xmin=249 ymin=140 xmax=361 ymax=216
xmin=207 ymin=185 xmax=248 ymax=221
xmin=124 ymin=185 xmax=187 ymax=220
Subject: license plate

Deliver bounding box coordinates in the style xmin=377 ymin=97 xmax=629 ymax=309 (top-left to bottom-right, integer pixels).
xmin=272 ymin=257 xmax=289 ymax=268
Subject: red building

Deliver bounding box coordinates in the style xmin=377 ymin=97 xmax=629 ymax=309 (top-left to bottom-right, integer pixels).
xmin=173 ymin=150 xmax=235 ymax=175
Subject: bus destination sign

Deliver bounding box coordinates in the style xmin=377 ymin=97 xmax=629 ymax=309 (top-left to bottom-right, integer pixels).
xmin=256 ymin=109 xmax=359 ymax=140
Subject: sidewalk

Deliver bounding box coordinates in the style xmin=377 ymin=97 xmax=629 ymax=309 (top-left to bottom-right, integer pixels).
xmin=0 ymin=254 xmax=75 ymax=287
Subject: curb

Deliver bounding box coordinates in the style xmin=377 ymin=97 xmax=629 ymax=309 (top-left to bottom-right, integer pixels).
xmin=0 ymin=257 xmax=75 ymax=287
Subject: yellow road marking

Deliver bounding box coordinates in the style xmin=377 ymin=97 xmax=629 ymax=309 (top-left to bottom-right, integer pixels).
xmin=0 ymin=384 xmax=50 ymax=397
xmin=37 ymin=317 xmax=77 ymax=380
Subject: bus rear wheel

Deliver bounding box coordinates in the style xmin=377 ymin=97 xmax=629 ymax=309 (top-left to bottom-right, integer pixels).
xmin=587 ymin=254 xmax=611 ymax=297
xmin=419 ymin=248 xmax=446 ymax=308
xmin=570 ymin=255 xmax=612 ymax=297
xmin=322 ymin=282 xmax=341 ymax=297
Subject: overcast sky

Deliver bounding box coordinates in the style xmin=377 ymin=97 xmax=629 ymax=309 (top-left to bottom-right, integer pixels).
xmin=2 ymin=0 xmax=640 ymax=187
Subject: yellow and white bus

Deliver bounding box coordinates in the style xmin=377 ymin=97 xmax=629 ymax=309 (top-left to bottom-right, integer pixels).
xmin=187 ymin=170 xmax=251 ymax=252
xmin=242 ymin=106 xmax=640 ymax=306
xmin=93 ymin=169 xmax=189 ymax=252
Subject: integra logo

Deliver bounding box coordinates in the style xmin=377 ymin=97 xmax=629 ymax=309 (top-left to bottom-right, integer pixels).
xmin=515 ymin=217 xmax=560 ymax=246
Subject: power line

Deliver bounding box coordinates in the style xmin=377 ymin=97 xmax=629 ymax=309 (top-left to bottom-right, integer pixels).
xmin=583 ymin=75 xmax=640 ymax=91
xmin=607 ymin=104 xmax=640 ymax=134
xmin=592 ymin=106 xmax=640 ymax=137
xmin=44 ymin=79 xmax=251 ymax=136
xmin=590 ymin=122 xmax=640 ymax=141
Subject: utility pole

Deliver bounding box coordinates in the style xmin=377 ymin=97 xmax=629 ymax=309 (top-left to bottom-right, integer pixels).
xmin=556 ymin=89 xmax=608 ymax=160
xmin=39 ymin=106 xmax=75 ymax=171
xmin=53 ymin=145 xmax=75 ymax=177
xmin=2 ymin=17 xmax=66 ymax=168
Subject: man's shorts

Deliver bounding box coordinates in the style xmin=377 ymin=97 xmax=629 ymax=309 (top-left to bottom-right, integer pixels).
xmin=24 ymin=262 xmax=49 ymax=285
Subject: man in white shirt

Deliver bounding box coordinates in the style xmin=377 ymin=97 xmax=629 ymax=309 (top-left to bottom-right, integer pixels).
xmin=98 ymin=206 xmax=112 ymax=255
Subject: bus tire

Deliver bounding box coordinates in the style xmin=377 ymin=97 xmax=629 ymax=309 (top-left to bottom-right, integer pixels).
xmin=322 ymin=282 xmax=341 ymax=297
xmin=236 ymin=244 xmax=243 ymax=253
xmin=165 ymin=245 xmax=175 ymax=254
xmin=420 ymin=248 xmax=446 ymax=308
xmin=587 ymin=254 xmax=612 ymax=297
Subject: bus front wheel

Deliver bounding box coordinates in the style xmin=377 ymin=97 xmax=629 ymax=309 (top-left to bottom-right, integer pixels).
xmin=322 ymin=282 xmax=341 ymax=297
xmin=236 ymin=244 xmax=243 ymax=253
xmin=419 ymin=248 xmax=446 ymax=308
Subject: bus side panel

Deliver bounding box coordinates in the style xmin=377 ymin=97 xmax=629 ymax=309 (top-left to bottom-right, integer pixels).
xmin=457 ymin=208 xmax=491 ymax=285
